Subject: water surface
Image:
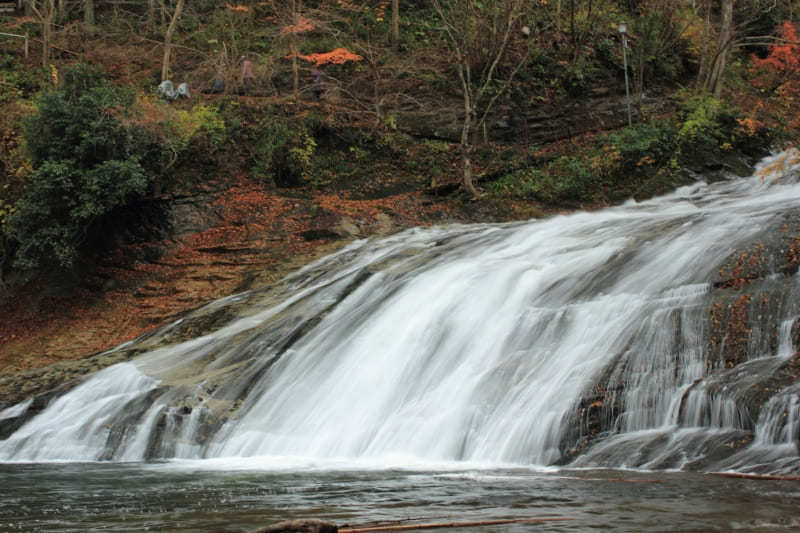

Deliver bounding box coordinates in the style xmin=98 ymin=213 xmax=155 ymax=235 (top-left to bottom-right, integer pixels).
xmin=2 ymin=463 xmax=799 ymax=532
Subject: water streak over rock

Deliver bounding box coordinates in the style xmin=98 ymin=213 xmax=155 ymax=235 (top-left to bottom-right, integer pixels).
xmin=1 ymin=151 xmax=799 ymax=474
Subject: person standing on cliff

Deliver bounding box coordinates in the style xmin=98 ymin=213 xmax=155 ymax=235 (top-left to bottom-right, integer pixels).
xmin=240 ymin=56 xmax=255 ymax=94
xmin=311 ymin=67 xmax=325 ymax=101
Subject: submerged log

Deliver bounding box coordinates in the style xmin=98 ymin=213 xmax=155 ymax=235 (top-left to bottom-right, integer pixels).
xmin=709 ymin=472 xmax=800 ymax=481
xmin=338 ymin=517 xmax=573 ymax=532
xmin=250 ymin=519 xmax=339 ymax=533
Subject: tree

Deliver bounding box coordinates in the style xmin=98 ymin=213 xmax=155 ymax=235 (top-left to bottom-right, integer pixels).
xmin=392 ymin=0 xmax=399 ymax=50
xmin=705 ymin=0 xmax=733 ymax=96
xmin=0 ymin=200 xmax=13 ymax=296
xmin=7 ymin=64 xmax=157 ymax=271
xmin=695 ymin=0 xmax=787 ymax=96
xmin=84 ymin=0 xmax=94 ymax=26
xmin=432 ymin=0 xmax=532 ymax=197
xmin=25 ymin=0 xmax=56 ymax=68
xmin=628 ymin=0 xmax=689 ymax=105
xmin=276 ymin=0 xmax=312 ymax=97
xmin=751 ymin=20 xmax=800 ymax=72
xmin=161 ymin=0 xmax=185 ymax=82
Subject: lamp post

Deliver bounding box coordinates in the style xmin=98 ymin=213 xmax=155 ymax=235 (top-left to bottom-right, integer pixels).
xmin=618 ymin=22 xmax=632 ymax=127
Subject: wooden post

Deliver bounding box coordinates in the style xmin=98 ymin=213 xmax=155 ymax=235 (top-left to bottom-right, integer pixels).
xmin=24 ymin=32 xmax=28 ymax=58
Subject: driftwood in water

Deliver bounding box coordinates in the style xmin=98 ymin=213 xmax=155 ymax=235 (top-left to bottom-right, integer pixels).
xmin=339 ymin=517 xmax=573 ymax=532
xmin=709 ymin=472 xmax=800 ymax=481
xmin=554 ymin=475 xmax=662 ymax=483
xmin=250 ymin=519 xmax=339 ymax=533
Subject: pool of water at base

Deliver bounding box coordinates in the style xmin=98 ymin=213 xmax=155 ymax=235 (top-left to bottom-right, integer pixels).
xmin=1 ymin=463 xmax=799 ymax=532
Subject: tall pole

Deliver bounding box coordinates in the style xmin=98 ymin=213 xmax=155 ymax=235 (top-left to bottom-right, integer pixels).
xmin=619 ymin=22 xmax=632 ymax=127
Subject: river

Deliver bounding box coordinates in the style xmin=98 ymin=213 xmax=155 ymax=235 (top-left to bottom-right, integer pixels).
xmin=2 ymin=462 xmax=799 ymax=532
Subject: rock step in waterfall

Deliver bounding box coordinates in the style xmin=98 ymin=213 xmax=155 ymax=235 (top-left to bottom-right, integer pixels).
xmin=1 ymin=150 xmax=799 ymax=474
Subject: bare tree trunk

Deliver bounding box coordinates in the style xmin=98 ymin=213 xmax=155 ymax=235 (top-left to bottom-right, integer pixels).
xmin=391 ymin=0 xmax=399 ymax=50
xmin=84 ymin=0 xmax=94 ymax=25
xmin=460 ymin=90 xmax=478 ymax=198
xmin=697 ymin=0 xmax=711 ymax=87
xmin=291 ymin=0 xmax=299 ymax=96
xmin=161 ymin=0 xmax=185 ymax=82
xmin=707 ymin=0 xmax=732 ymax=96
xmin=23 ymin=1 xmax=50 ymax=64
xmin=556 ymin=0 xmax=562 ymax=32
xmin=291 ymin=41 xmax=299 ymax=95
xmin=569 ymin=0 xmax=575 ymax=51
xmin=42 ymin=16 xmax=50 ymax=68
xmin=56 ymin=0 xmax=65 ymax=21
xmin=432 ymin=0 xmax=526 ymax=198
xmin=40 ymin=0 xmax=55 ymax=69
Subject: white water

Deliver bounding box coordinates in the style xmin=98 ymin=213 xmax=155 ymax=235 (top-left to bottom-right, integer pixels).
xmin=2 ymin=151 xmax=800 ymax=472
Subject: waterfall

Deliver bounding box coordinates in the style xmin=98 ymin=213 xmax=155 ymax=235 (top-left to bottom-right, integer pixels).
xmin=1 ymin=151 xmax=800 ymax=473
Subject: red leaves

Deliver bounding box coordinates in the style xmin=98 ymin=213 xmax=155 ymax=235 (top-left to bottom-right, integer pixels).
xmin=751 ymin=22 xmax=800 ymax=74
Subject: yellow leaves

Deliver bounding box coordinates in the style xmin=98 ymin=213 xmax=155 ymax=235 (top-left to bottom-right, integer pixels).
xmin=0 ymin=199 xmax=15 ymax=232
xmin=376 ymin=0 xmax=389 ymax=22
xmin=14 ymin=161 xmax=31 ymax=179
xmin=174 ymin=104 xmax=225 ymax=143
xmin=735 ymin=116 xmax=760 ymax=137
xmin=589 ymin=144 xmax=622 ymax=176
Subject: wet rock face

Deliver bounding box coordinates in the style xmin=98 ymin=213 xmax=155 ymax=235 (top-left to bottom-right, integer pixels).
xmin=560 ymin=208 xmax=800 ymax=467
xmin=397 ymin=94 xmax=670 ymax=146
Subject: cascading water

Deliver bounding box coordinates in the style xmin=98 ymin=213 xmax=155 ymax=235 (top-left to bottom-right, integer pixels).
xmin=1 ymin=151 xmax=800 ymax=474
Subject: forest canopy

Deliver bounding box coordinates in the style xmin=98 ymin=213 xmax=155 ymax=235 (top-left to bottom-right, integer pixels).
xmin=0 ymin=0 xmax=798 ymax=284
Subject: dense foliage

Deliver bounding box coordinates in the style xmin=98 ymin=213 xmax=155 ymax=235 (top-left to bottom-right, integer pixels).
xmin=8 ymin=64 xmax=157 ymax=270
xmin=0 ymin=0 xmax=798 ymax=283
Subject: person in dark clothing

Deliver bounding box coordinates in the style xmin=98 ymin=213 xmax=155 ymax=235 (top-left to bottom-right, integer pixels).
xmin=311 ymin=68 xmax=325 ymax=100
xmin=241 ymin=57 xmax=255 ymax=94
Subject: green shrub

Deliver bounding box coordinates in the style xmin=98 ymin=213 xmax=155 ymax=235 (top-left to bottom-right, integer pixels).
xmin=489 ymin=166 xmax=548 ymax=199
xmin=676 ymin=95 xmax=739 ymax=161
xmin=548 ymin=156 xmax=595 ymax=201
xmin=7 ymin=63 xmax=159 ymax=271
xmin=562 ymin=56 xmax=601 ymax=98
xmin=492 ymin=156 xmax=595 ymax=204
xmin=251 ymin=116 xmax=316 ymax=187
xmin=599 ymin=121 xmax=679 ymax=174
xmin=0 ymin=56 xmax=44 ymax=104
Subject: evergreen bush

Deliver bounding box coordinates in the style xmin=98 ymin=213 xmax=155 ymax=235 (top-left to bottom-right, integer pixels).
xmin=8 ymin=63 xmax=159 ymax=271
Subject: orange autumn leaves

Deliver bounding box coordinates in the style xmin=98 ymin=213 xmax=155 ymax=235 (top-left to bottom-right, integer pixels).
xmin=294 ymin=48 xmax=363 ymax=66
xmin=225 ymin=3 xmax=363 ymax=66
